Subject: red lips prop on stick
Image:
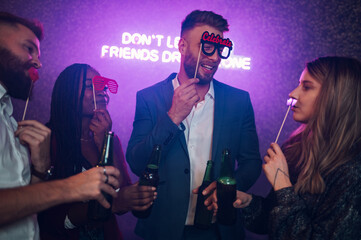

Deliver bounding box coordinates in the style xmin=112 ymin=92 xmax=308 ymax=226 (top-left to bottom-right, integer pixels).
xmin=274 ymin=98 xmax=297 ymax=144
xmin=28 ymin=67 xmax=39 ymax=82
xmin=22 ymin=68 xmax=39 ymax=120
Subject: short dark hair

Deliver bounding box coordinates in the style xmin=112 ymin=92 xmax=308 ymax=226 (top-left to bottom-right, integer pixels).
xmin=181 ymin=10 xmax=229 ymax=37
xmin=0 ymin=12 xmax=44 ymax=41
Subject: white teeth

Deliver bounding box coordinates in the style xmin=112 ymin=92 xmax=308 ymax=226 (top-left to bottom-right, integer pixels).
xmin=202 ymin=64 xmax=213 ymax=70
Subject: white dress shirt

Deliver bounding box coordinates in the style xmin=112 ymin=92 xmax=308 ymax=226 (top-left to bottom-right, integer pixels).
xmin=0 ymin=84 xmax=39 ymax=239
xmin=172 ymin=76 xmax=215 ymax=225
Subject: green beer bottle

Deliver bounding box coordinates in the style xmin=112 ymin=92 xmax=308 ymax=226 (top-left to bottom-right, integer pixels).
xmin=87 ymin=131 xmax=114 ymax=222
xmin=216 ymin=149 xmax=237 ymax=225
xmin=194 ymin=160 xmax=214 ymax=229
xmin=132 ymin=144 xmax=161 ymax=218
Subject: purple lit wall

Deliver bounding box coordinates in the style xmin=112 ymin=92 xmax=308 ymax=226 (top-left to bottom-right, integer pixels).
xmin=1 ymin=0 xmax=361 ymax=239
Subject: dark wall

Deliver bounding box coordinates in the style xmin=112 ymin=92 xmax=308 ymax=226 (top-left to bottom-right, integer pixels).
xmin=1 ymin=0 xmax=360 ymax=239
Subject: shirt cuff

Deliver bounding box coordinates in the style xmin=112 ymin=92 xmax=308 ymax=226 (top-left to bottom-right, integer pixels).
xmin=64 ymin=214 xmax=77 ymax=229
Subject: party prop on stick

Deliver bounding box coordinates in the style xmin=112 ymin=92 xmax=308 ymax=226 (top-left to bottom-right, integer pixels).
xmin=92 ymin=76 xmax=119 ymax=110
xmin=22 ymin=68 xmax=39 ymax=121
xmin=194 ymin=43 xmax=202 ymax=78
xmin=28 ymin=67 xmax=39 ymax=82
xmin=193 ymin=31 xmax=234 ymax=79
xmin=200 ymin=31 xmax=233 ymax=59
xmin=274 ymin=98 xmax=297 ymax=144
xmin=92 ymin=82 xmax=97 ymax=110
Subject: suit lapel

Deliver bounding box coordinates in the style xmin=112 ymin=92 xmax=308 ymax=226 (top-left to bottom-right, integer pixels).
xmin=211 ymin=80 xmax=225 ymax=162
xmin=161 ymin=74 xmax=174 ymax=111
xmin=161 ymin=73 xmax=189 ymax=157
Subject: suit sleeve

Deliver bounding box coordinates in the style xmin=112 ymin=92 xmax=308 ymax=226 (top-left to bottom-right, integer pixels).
xmin=126 ymin=90 xmax=184 ymax=176
xmin=235 ymin=93 xmax=262 ymax=191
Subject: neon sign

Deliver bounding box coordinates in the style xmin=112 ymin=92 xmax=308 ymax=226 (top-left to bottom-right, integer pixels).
xmin=101 ymin=32 xmax=251 ymax=70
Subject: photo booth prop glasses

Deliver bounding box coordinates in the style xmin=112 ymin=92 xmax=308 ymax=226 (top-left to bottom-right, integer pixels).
xmin=92 ymin=76 xmax=118 ymax=94
xmin=200 ymin=31 xmax=233 ymax=59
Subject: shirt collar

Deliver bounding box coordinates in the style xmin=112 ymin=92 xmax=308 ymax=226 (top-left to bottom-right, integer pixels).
xmin=172 ymin=74 xmax=215 ymax=100
xmin=0 ymin=83 xmax=13 ymax=116
xmin=0 ymin=83 xmax=7 ymax=99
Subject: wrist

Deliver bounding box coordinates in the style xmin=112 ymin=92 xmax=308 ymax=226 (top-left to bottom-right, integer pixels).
xmin=167 ymin=111 xmax=182 ymax=125
xmin=273 ymin=179 xmax=292 ymax=191
xmin=31 ymin=158 xmax=51 ymax=172
xmin=272 ymin=168 xmax=291 ymax=191
xmin=61 ymin=176 xmax=78 ymax=201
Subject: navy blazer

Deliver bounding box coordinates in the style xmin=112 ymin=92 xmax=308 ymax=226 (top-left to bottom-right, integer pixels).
xmin=126 ymin=73 xmax=261 ymax=240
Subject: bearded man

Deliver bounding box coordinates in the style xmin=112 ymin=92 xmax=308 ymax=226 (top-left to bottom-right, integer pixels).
xmin=0 ymin=12 xmax=121 ymax=239
xmin=126 ymin=10 xmax=262 ymax=240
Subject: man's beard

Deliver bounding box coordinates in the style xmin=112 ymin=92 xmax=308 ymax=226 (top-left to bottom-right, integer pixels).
xmin=0 ymin=46 xmax=32 ymax=100
xmin=183 ymin=51 xmax=219 ymax=85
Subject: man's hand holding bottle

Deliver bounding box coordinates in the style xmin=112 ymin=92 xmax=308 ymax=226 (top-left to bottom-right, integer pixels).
xmin=65 ymin=166 xmax=120 ymax=209
xmin=193 ymin=181 xmax=253 ymax=215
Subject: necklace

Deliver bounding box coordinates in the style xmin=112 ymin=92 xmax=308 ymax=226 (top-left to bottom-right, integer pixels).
xmin=80 ymin=138 xmax=92 ymax=142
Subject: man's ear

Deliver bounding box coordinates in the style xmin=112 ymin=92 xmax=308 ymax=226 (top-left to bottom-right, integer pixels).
xmin=178 ymin=38 xmax=187 ymax=56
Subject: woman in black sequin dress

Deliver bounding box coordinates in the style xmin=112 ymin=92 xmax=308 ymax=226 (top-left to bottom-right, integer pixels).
xmin=237 ymin=56 xmax=361 ymax=239
xmin=203 ymin=56 xmax=361 ymax=239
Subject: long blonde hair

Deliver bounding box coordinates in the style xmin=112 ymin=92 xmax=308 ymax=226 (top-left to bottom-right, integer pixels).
xmin=283 ymin=56 xmax=361 ymax=194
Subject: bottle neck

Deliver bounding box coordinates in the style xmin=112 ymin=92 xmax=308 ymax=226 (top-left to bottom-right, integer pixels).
xmin=98 ymin=132 xmax=114 ymax=166
xmin=148 ymin=145 xmax=161 ymax=167
xmin=218 ymin=150 xmax=235 ymax=184
xmin=202 ymin=160 xmax=213 ymax=183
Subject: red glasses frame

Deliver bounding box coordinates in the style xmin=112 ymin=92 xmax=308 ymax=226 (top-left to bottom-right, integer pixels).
xmin=92 ymin=76 xmax=118 ymax=94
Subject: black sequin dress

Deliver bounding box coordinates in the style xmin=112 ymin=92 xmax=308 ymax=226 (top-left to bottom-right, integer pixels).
xmin=242 ymin=153 xmax=361 ymax=239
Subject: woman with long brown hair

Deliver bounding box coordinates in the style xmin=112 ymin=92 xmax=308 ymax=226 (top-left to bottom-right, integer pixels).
xmin=233 ymin=56 xmax=361 ymax=239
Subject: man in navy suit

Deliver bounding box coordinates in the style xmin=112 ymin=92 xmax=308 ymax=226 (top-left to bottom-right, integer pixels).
xmin=126 ymin=10 xmax=262 ymax=240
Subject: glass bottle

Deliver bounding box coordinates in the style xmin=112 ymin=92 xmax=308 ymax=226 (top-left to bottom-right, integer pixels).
xmin=216 ymin=149 xmax=237 ymax=225
xmin=87 ymin=131 xmax=114 ymax=222
xmin=132 ymin=144 xmax=161 ymax=218
xmin=194 ymin=160 xmax=213 ymax=229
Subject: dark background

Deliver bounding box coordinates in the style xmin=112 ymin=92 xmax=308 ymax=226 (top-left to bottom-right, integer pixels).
xmin=1 ymin=0 xmax=361 ymax=239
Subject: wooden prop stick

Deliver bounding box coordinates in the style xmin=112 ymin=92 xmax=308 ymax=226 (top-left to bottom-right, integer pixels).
xmin=92 ymin=82 xmax=97 ymax=110
xmin=275 ymin=98 xmax=295 ymax=144
xmin=193 ymin=43 xmax=202 ymax=79
xmin=21 ymin=82 xmax=34 ymax=121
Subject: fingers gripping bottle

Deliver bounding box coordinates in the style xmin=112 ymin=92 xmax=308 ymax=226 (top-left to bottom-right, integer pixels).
xmin=87 ymin=131 xmax=114 ymax=222
xmin=194 ymin=160 xmax=214 ymax=229
xmin=216 ymin=149 xmax=237 ymax=225
xmin=132 ymin=144 xmax=161 ymax=218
